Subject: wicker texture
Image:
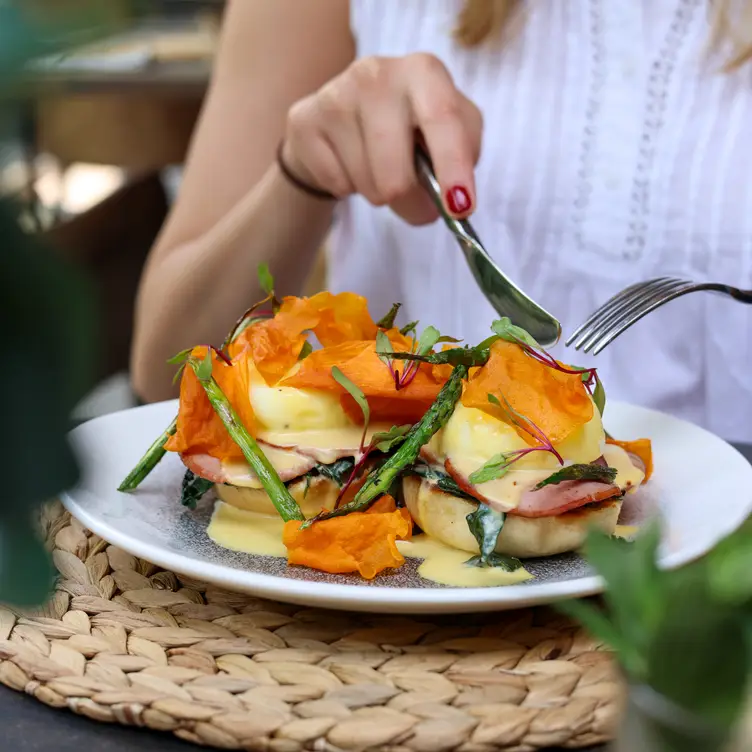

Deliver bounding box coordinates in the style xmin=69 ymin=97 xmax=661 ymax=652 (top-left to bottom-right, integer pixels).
xmin=0 ymin=502 xmax=623 ymax=751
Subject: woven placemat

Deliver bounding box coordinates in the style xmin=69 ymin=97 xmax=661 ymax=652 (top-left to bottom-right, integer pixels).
xmin=0 ymin=501 xmax=622 ymax=751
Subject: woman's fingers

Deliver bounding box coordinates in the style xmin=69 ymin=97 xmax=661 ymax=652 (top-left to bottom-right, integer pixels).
xmin=285 ymin=94 xmax=354 ymax=197
xmin=406 ymin=55 xmax=481 ymax=219
xmin=283 ymin=53 xmax=483 ymax=222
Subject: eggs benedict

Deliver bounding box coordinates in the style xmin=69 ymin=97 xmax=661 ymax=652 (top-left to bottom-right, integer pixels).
xmin=400 ymin=331 xmax=652 ymax=559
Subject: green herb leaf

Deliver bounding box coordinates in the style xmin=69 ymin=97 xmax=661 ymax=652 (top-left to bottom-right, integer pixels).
xmin=331 ymin=366 xmax=370 ymax=446
xmin=371 ymin=425 xmax=411 ymax=453
xmin=706 ymin=523 xmax=752 ymax=606
xmin=468 ymin=452 xmax=514 ymax=484
xmin=376 ymin=303 xmax=401 ymax=329
xmin=172 ymin=363 xmax=187 ymax=385
xmin=466 ymin=504 xmax=505 ymax=564
xmin=465 ymin=552 xmax=523 ymax=571
xmin=416 ymin=325 xmax=442 ymax=355
xmin=491 ymin=317 xmax=540 ymax=349
xmin=180 ymin=470 xmax=214 ymax=509
xmin=194 ymin=348 xmax=214 ymax=381
xmin=647 ymin=566 xmax=749 ymax=728
xmin=167 ymin=348 xmax=193 ymax=365
xmin=535 ymin=463 xmax=617 ymax=489
xmin=375 ymin=330 xmax=394 ymax=366
xmin=298 ymin=341 xmax=313 ymax=361
xmin=400 ymin=321 xmax=418 ymax=337
xmin=574 ymin=523 xmax=666 ymax=679
xmin=257 ymin=262 xmax=275 ymax=294
xmin=592 ymin=375 xmax=606 ymax=416
xmin=487 ymin=393 xmax=501 ymax=407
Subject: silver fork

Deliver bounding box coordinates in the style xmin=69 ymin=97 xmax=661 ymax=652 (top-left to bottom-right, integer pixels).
xmin=566 ymin=276 xmax=752 ymax=355
xmin=414 ymin=144 xmax=562 ymax=347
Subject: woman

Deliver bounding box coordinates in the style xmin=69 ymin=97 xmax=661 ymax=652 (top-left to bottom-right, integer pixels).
xmin=132 ymin=0 xmax=752 ymax=442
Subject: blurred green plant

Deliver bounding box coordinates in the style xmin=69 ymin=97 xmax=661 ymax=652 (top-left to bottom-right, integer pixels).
xmin=560 ymin=521 xmax=751 ymax=751
xmin=1 ymin=1 xmax=143 ymax=605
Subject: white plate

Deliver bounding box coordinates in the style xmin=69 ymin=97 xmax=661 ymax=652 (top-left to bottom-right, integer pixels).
xmin=61 ymin=400 xmax=752 ymax=614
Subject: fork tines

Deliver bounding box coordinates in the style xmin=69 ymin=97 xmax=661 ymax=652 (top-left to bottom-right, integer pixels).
xmin=566 ymin=277 xmax=695 ymax=355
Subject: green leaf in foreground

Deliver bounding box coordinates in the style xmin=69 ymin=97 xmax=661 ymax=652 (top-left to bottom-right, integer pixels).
xmin=534 ymin=463 xmax=617 ymax=489
xmin=376 ymin=302 xmax=401 ymax=329
xmin=257 ymin=262 xmax=275 ymax=294
xmin=331 ymin=366 xmax=370 ymax=448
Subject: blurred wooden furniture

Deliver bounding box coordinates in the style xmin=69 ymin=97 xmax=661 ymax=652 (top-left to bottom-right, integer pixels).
xmin=44 ymin=172 xmax=169 ymax=380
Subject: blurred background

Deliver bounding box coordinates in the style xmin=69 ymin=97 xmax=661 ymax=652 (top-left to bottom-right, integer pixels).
xmin=2 ymin=0 xmax=225 ymax=421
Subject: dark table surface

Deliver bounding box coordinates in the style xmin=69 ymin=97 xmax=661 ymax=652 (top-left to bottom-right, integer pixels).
xmin=3 ymin=443 xmax=750 ymax=751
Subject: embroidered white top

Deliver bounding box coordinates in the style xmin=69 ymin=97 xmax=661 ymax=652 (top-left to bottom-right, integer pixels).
xmin=328 ymin=0 xmax=752 ymax=442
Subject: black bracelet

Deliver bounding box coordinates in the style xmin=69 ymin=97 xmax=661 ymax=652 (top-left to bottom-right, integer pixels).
xmin=276 ymin=141 xmax=337 ymax=201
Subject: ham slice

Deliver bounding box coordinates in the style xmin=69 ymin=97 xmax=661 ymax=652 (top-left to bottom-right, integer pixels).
xmin=512 ymin=480 xmax=622 ymax=518
xmin=444 ymin=458 xmax=621 ymax=518
xmin=181 ymin=441 xmax=316 ymax=486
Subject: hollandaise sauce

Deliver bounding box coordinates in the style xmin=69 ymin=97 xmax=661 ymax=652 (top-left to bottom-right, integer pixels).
xmin=207 ymin=502 xmax=532 ymax=587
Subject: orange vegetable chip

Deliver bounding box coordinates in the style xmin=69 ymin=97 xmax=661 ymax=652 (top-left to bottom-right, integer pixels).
xmin=462 ymin=340 xmax=593 ymax=445
xmin=281 ymin=338 xmax=444 ymax=424
xmin=606 ymin=437 xmax=653 ymax=482
xmin=283 ymin=496 xmax=412 ymax=580
xmin=165 ymin=346 xmax=257 ymax=461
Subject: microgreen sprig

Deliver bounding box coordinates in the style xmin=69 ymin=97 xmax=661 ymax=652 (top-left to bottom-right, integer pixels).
xmin=468 ymin=393 xmax=564 ymax=484
xmin=376 ymin=324 xmax=461 ymax=391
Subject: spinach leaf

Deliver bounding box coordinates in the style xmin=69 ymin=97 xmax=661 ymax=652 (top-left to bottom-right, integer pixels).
xmin=534 ymin=463 xmax=617 ymax=489
xmin=314 ymin=458 xmax=356 ymax=486
xmin=409 ymin=464 xmax=476 ymax=501
xmin=180 ymin=470 xmax=214 ymax=509
xmin=465 ymin=504 xmax=523 ymax=572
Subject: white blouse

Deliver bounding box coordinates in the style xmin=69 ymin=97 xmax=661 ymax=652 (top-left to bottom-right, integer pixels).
xmin=328 ymin=0 xmax=752 ymax=443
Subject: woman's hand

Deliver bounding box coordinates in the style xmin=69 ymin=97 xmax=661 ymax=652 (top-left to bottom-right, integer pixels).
xmin=282 ymin=53 xmax=483 ymax=225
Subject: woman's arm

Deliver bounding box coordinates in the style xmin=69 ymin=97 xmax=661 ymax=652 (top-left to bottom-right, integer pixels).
xmin=131 ymin=0 xmax=354 ymax=402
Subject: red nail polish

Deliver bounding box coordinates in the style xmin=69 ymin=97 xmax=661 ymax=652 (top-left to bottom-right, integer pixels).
xmin=445 ymin=185 xmax=472 ymax=215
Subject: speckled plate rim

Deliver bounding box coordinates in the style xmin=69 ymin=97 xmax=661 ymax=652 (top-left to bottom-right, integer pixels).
xmin=60 ymin=400 xmax=752 ymax=614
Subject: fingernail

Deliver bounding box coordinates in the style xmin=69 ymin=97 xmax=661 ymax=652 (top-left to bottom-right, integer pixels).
xmin=445 ymin=185 xmax=472 ymax=215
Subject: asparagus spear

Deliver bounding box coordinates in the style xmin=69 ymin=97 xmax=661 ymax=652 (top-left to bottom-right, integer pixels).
xmin=386 ymin=342 xmax=493 ymax=368
xmin=186 ymin=357 xmax=304 ymax=522
xmin=307 ymin=364 xmax=468 ymax=523
xmin=118 ymin=418 xmax=176 ymax=492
